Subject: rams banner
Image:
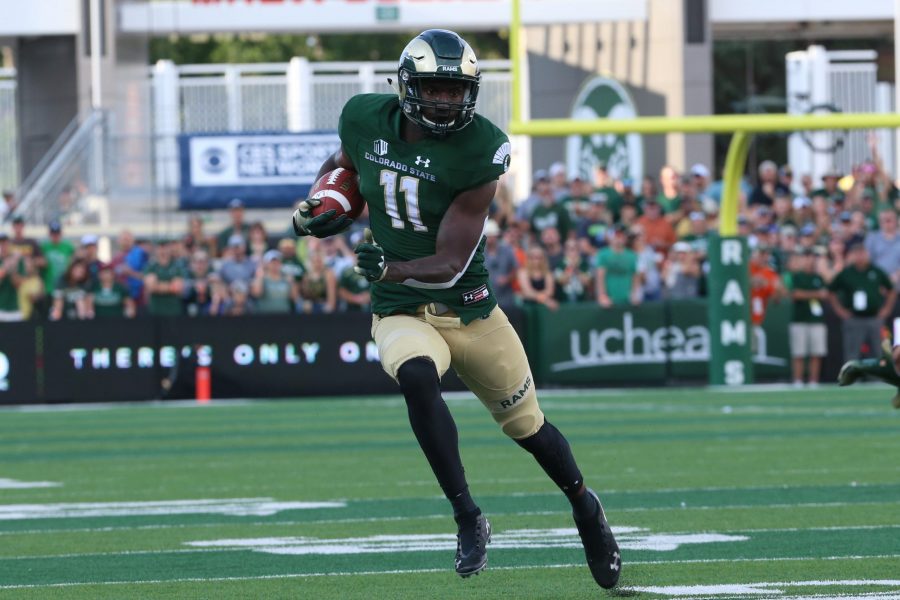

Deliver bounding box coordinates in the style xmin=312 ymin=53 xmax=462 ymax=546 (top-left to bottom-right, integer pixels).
xmin=178 ymin=132 xmax=341 ymax=210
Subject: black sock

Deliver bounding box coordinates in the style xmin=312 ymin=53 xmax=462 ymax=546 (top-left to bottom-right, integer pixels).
xmin=516 ymin=421 xmax=596 ymax=517
xmin=397 ymin=358 xmax=477 ymax=518
xmin=569 ymin=486 xmax=597 ymax=518
xmin=450 ymin=489 xmax=479 ymax=520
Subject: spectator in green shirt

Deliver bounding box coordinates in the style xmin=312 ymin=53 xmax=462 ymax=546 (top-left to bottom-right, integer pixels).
xmin=338 ymin=255 xmax=372 ymax=312
xmin=88 ymin=264 xmax=135 ymax=318
xmin=144 ymin=241 xmax=186 ymax=317
xmin=40 ymin=220 xmax=75 ymax=295
xmin=251 ymin=250 xmax=298 ymax=315
xmin=530 ymin=177 xmax=572 ymax=242
xmin=554 ymin=239 xmax=593 ymax=303
xmin=811 ymin=168 xmax=845 ymax=204
xmin=656 ymin=165 xmax=681 ymax=216
xmin=828 ymin=237 xmax=896 ymax=361
xmin=788 ymin=249 xmax=829 ymax=386
xmin=50 ymin=259 xmax=90 ymax=321
xmin=593 ymin=161 xmax=623 ymax=218
xmin=0 ymin=233 xmax=24 ymax=321
xmin=594 ymin=225 xmax=640 ymax=307
xmin=215 ymin=198 xmax=252 ymax=251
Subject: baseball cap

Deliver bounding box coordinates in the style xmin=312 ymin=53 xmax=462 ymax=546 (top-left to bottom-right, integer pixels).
xmin=228 ymin=198 xmax=244 ymax=209
xmin=702 ymin=198 xmax=719 ymax=215
xmin=0 ymin=232 xmax=8 ymax=242
xmin=689 ymin=211 xmax=706 ymax=222
xmin=533 ymin=169 xmax=549 ymax=183
xmin=844 ymin=235 xmax=865 ymax=255
xmin=690 ymin=163 xmax=710 ymax=179
xmin=80 ymin=234 xmax=99 ymax=246
xmin=792 ymin=196 xmax=812 ymax=210
xmin=799 ymin=224 xmax=816 ymax=237
xmin=672 ymin=241 xmax=692 ymax=253
xmin=781 ymin=224 xmax=798 ymax=238
xmin=484 ymin=219 xmax=501 ymax=237
xmin=822 ymin=167 xmax=842 ymax=179
xmin=48 ymin=220 xmax=62 ymax=233
xmin=227 ymin=234 xmax=246 ymax=247
xmin=621 ymin=178 xmax=634 ymax=188
xmin=737 ymin=215 xmax=749 ymax=225
xmin=549 ymin=162 xmax=566 ymax=177
xmin=263 ymin=249 xmax=282 ymax=263
xmin=839 ymin=211 xmax=853 ymax=222
xmin=11 ymin=215 xmax=24 ymax=225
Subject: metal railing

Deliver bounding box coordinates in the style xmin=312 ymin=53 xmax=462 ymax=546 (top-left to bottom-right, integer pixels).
xmin=13 ymin=110 xmax=108 ymax=225
xmin=0 ymin=68 xmax=17 ymax=193
xmin=151 ymin=59 xmax=512 ymax=192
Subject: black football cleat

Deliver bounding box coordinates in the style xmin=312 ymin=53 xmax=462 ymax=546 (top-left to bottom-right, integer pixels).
xmin=574 ymin=488 xmax=621 ymax=589
xmin=454 ymin=512 xmax=491 ymax=578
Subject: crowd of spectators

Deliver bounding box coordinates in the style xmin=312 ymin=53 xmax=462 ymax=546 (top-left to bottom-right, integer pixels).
xmin=2 ymin=143 xmax=899 ymax=383
xmin=0 ymin=198 xmax=373 ymax=321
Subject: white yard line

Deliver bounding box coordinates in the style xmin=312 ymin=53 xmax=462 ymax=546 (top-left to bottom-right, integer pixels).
xmin=2 ymin=556 xmax=900 ymax=590
xmin=2 ymin=502 xmax=898 ymax=537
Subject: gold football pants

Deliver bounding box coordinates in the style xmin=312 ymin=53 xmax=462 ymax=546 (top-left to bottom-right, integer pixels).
xmin=372 ymin=305 xmax=544 ymax=439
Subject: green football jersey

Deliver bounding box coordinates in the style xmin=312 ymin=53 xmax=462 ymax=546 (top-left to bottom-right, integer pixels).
xmin=339 ymin=94 xmax=510 ymax=324
xmin=789 ymin=271 xmax=826 ymax=323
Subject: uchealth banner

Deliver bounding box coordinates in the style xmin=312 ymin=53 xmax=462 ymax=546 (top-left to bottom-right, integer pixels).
xmin=178 ymin=132 xmax=341 ymax=210
xmin=528 ymin=300 xmax=791 ymax=386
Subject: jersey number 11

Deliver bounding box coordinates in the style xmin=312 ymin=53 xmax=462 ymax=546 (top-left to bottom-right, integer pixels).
xmin=380 ymin=169 xmax=427 ymax=232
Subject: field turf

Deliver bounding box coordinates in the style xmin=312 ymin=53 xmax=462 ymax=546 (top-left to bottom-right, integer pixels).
xmin=0 ymin=385 xmax=898 ymax=599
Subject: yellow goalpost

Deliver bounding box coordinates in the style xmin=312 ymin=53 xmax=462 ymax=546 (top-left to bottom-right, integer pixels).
xmin=507 ymin=0 xmax=900 ymax=385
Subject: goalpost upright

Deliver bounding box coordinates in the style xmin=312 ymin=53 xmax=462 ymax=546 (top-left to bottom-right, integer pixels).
xmin=507 ymin=0 xmax=900 ymax=385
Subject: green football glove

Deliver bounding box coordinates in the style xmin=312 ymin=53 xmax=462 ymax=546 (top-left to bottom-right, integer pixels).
xmin=354 ymin=228 xmax=388 ymax=282
xmin=292 ymin=198 xmax=353 ymax=238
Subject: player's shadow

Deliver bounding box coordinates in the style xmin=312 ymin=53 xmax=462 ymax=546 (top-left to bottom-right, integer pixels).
xmin=608 ymin=588 xmax=640 ymax=597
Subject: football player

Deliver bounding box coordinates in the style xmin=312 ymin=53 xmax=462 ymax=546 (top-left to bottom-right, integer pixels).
xmin=839 ymin=335 xmax=900 ymax=409
xmin=292 ymin=29 xmax=621 ymax=587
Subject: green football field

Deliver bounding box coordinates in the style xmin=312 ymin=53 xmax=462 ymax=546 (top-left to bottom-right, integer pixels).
xmin=1 ymin=385 xmax=899 ymax=599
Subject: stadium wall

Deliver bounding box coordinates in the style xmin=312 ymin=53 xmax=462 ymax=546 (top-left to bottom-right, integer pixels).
xmin=0 ymin=301 xmax=874 ymax=405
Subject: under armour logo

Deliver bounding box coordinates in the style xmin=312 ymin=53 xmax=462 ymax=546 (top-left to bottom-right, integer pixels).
xmin=415 ymin=156 xmax=431 ymax=168
xmin=611 ymin=551 xmax=620 ymax=571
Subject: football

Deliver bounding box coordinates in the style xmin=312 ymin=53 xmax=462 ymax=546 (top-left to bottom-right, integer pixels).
xmin=308 ymin=167 xmax=366 ymax=220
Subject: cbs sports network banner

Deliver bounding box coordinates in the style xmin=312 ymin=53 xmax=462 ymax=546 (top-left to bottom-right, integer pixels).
xmin=179 ymin=132 xmax=340 ymax=209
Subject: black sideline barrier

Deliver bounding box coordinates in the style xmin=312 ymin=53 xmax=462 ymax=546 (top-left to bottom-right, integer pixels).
xmin=0 ymin=302 xmax=892 ymax=404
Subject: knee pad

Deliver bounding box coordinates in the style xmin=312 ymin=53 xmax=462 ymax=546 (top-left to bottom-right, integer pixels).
xmin=492 ymin=378 xmax=545 ymax=439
